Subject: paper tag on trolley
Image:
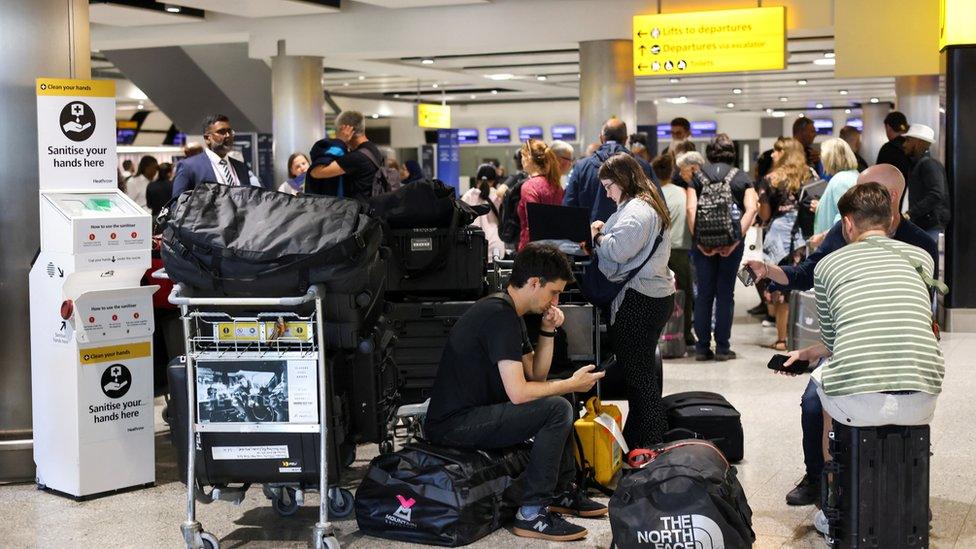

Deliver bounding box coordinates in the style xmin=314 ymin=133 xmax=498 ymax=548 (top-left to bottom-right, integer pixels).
xmin=195 ymin=359 xmax=318 ymax=425
xmin=214 ymin=321 xmax=314 ymax=343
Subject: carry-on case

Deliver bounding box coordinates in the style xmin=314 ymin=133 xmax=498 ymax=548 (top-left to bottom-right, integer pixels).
xmin=823 ymin=422 xmax=930 ymax=548
xmin=355 ymin=442 xmax=530 ymax=546
xmin=662 ymin=391 xmax=744 ymax=462
xmin=333 ymin=326 xmax=400 ymax=449
xmin=787 ymin=289 xmax=820 ymax=351
xmin=322 ymin=248 xmax=388 ymax=349
xmin=385 ymin=226 xmax=487 ymax=300
xmin=658 ymin=289 xmax=688 ymax=358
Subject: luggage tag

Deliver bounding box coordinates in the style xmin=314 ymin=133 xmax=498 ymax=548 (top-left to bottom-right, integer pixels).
xmin=593 ymin=413 xmax=629 ymax=455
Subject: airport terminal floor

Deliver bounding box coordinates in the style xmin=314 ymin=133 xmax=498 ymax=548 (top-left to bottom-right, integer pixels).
xmin=3 ymin=283 xmax=974 ymax=549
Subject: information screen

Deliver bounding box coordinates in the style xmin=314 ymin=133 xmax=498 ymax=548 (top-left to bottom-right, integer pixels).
xmin=486 ymin=127 xmax=511 ymax=143
xmin=691 ymin=120 xmax=717 ymax=137
xmin=846 ymin=118 xmax=863 ymax=131
xmin=813 ymin=118 xmax=834 ymax=135
xmin=457 ymin=128 xmax=479 ymax=145
xmin=656 ymin=123 xmax=671 ymax=139
xmin=519 ymin=126 xmax=543 ymax=141
xmin=551 ymin=125 xmax=577 ymax=141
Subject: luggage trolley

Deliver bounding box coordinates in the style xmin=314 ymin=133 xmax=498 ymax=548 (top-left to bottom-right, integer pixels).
xmin=169 ymin=283 xmax=344 ymax=549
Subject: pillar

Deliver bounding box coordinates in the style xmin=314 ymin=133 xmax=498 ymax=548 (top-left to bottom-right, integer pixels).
xmin=579 ymin=40 xmax=636 ymax=151
xmin=271 ymin=41 xmax=324 ymax=186
xmin=860 ymin=102 xmax=889 ymax=167
xmin=895 ymin=75 xmax=941 ymax=157
xmin=636 ymin=100 xmax=658 ymax=153
xmin=0 ymin=0 xmax=90 ymax=482
xmin=943 ymin=47 xmax=976 ymax=331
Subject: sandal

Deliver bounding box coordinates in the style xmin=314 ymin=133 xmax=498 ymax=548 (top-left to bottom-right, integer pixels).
xmin=767 ymin=340 xmax=788 ymax=351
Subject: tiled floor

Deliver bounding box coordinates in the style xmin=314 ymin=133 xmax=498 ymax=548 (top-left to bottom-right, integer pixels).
xmin=3 ymin=287 xmax=975 ymax=548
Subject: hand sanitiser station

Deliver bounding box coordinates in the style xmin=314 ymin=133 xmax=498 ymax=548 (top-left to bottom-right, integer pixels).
xmin=29 ymin=78 xmax=158 ymax=498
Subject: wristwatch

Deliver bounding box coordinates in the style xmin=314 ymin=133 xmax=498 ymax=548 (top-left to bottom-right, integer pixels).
xmin=594 ymin=232 xmax=604 ymax=246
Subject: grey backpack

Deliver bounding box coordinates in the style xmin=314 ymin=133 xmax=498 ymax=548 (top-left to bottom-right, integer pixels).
xmin=693 ymin=167 xmax=740 ymax=248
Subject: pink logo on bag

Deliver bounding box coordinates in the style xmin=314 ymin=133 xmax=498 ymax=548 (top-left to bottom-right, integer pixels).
xmin=393 ymin=494 xmax=416 ymax=522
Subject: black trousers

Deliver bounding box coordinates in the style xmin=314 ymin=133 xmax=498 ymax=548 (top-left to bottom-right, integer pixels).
xmin=611 ymin=289 xmax=675 ymax=449
xmin=425 ymin=396 xmax=576 ymax=507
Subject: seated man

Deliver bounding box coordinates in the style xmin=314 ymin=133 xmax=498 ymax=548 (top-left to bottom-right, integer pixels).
xmin=783 ymin=182 xmax=944 ymax=532
xmin=424 ymin=244 xmax=607 ymax=542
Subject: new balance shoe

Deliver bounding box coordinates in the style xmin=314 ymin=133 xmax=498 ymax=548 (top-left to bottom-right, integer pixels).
xmin=786 ymin=474 xmax=820 ymax=506
xmin=512 ymin=509 xmax=588 ymax=542
xmin=548 ymin=489 xmax=608 ymax=518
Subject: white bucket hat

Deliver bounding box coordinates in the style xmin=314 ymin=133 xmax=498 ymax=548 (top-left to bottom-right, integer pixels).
xmin=904 ymin=124 xmax=935 ymax=143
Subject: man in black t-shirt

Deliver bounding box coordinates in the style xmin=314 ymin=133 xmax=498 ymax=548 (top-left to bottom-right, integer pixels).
xmin=425 ymin=244 xmax=607 ymax=542
xmin=308 ymin=110 xmax=383 ymax=200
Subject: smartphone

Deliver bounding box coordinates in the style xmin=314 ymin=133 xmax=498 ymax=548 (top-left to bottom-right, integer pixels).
xmin=766 ymin=354 xmax=810 ymax=375
xmin=737 ymin=265 xmax=756 ymax=286
xmin=592 ymin=355 xmax=616 ymax=373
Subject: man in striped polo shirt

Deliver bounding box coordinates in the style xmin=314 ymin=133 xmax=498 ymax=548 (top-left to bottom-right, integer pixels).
xmin=786 ymin=182 xmax=944 ymax=426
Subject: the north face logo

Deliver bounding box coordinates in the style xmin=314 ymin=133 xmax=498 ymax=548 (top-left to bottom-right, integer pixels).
xmin=393 ymin=494 xmax=416 ymax=521
xmin=635 ymin=514 xmax=724 ymax=548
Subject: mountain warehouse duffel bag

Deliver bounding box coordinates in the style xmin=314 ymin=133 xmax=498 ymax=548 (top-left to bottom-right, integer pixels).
xmin=355 ymin=442 xmax=530 ymax=546
xmin=610 ymin=440 xmax=754 ymax=549
xmin=160 ymin=183 xmax=381 ymax=297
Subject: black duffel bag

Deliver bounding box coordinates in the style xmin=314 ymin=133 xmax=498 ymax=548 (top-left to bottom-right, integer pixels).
xmin=355 ymin=442 xmax=530 ymax=546
xmin=160 ymin=183 xmax=381 ymax=297
xmin=369 ymin=178 xmax=487 ymax=229
xmin=610 ymin=440 xmax=754 ymax=549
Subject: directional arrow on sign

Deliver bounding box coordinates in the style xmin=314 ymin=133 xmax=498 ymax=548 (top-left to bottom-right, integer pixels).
xmin=58 ymin=267 xmax=64 ymax=278
xmin=639 ymin=45 xmax=646 ymax=56
xmin=637 ymin=64 xmax=648 ymax=71
xmin=60 ymin=321 xmax=66 ymax=332
xmin=637 ymin=29 xmax=648 ymax=38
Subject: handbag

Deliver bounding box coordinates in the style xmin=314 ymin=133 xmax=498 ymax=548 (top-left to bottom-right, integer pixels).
xmin=580 ymin=225 xmax=665 ymax=310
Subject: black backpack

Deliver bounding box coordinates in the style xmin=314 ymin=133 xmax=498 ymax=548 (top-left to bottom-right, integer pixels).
xmin=359 ymin=145 xmax=391 ymax=198
xmin=610 ymin=440 xmax=755 ymax=549
xmin=693 ymin=167 xmax=741 ymax=248
xmin=498 ymin=172 xmax=529 ymax=244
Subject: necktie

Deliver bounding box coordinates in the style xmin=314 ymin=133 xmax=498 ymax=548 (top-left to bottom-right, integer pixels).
xmin=219 ymin=158 xmax=235 ymax=186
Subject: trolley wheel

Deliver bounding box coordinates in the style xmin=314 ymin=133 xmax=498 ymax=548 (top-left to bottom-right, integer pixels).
xmin=328 ymin=488 xmax=355 ymax=518
xmin=200 ymin=532 xmax=220 ymax=549
xmin=320 ymin=535 xmax=341 ymax=549
xmin=379 ymin=439 xmax=394 ymax=455
xmin=272 ymin=487 xmax=301 ymax=516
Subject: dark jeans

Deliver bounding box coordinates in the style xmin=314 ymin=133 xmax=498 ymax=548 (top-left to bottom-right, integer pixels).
xmin=690 ymin=243 xmax=745 ymax=353
xmin=667 ymin=249 xmax=695 ymax=344
xmin=425 ymin=396 xmax=576 ymax=506
xmin=801 ymin=378 xmax=824 ymax=479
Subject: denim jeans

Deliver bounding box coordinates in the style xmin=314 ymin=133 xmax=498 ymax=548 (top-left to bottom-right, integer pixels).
xmin=691 ymin=243 xmax=745 ymax=353
xmin=425 ymin=396 xmax=576 ymax=506
xmin=801 ymin=378 xmax=824 ymax=479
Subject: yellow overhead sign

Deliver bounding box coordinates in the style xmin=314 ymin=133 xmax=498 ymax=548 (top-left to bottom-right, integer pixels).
xmin=417 ymin=103 xmax=451 ymax=129
xmin=940 ymin=0 xmax=976 ymax=50
xmin=633 ymin=6 xmax=786 ymax=77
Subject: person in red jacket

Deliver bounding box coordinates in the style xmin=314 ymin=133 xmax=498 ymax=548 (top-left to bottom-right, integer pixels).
xmin=517 ymin=138 xmax=565 ymax=251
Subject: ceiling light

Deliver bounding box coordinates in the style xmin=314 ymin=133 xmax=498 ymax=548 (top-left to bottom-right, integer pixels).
xmin=798 ymin=113 xmax=805 ymax=118
xmin=666 ymin=96 xmax=689 ymax=104
xmin=342 ymin=82 xmax=349 ymax=87
xmin=766 ymin=108 xmax=774 ymax=114
xmin=771 ymin=111 xmax=786 ymax=118
xmin=845 ymin=109 xmax=852 ymax=114
xmin=431 ymin=83 xmax=438 ymax=88
xmin=393 ymin=94 xmax=400 ymax=98
xmin=816 ymin=103 xmax=824 ymax=109
xmin=726 ymin=102 xmax=735 ymax=108
xmin=839 ymin=89 xmax=849 ymax=95
xmin=797 ymin=79 xmax=807 ymax=85
xmin=940 ymin=106 xmax=946 ymax=114
xmin=491 ymin=89 xmax=498 ymax=95
xmin=670 ymin=77 xmax=680 ymax=83
xmin=653 ymin=99 xmax=659 ymax=105
xmin=164 ymin=4 xmax=181 ymax=13
xmin=421 ymin=57 xmax=434 ymax=65
xmin=358 ymin=75 xmax=366 ymax=81
xmin=137 ymin=103 xmax=144 ymax=110
xmin=813 ymin=58 xmax=836 ymax=66
xmin=870 ymin=97 xmax=879 ymax=103
xmin=371 ymin=113 xmax=379 ymax=119
xmin=470 ymin=94 xmax=477 ymax=99
xmin=824 ymin=52 xmax=836 ymax=59
xmin=536 ymin=75 xmax=547 ymax=81
xmin=486 ymin=73 xmax=514 ymax=81
xmin=732 ymin=88 xmax=742 ymax=94
xmin=779 ymin=96 xmax=788 ymax=102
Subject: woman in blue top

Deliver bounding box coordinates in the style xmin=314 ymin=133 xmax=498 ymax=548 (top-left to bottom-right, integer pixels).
xmin=812 ymin=138 xmax=860 ymax=236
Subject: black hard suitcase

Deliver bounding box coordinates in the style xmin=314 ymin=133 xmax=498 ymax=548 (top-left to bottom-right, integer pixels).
xmin=788 ymin=289 xmax=820 ymax=352
xmin=323 ymin=249 xmax=389 ymax=349
xmin=355 ymin=442 xmax=530 ymax=546
xmin=823 ymin=423 xmax=930 ymax=549
xmin=662 ymin=391 xmax=744 ymax=462
xmin=334 ymin=326 xmax=401 ymax=446
xmin=385 ymin=226 xmax=487 ymax=299
xmin=166 ymin=357 xmax=354 ymax=488
xmin=383 ymin=301 xmax=476 ymax=404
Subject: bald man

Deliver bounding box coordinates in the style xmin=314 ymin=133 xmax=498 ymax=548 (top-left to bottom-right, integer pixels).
xmin=745 ymin=163 xmax=938 ymax=507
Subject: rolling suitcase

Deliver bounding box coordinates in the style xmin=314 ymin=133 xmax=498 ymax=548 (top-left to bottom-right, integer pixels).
xmin=823 ymin=423 xmax=930 ymax=548
xmin=662 ymin=391 xmax=744 ymax=462
xmin=787 ymin=289 xmax=820 ymax=351
xmin=333 ymin=326 xmax=400 ymax=448
xmin=386 ymin=226 xmax=487 ymax=300
xmin=658 ymin=289 xmax=687 ymax=358
xmin=322 ymin=249 xmax=388 ymax=349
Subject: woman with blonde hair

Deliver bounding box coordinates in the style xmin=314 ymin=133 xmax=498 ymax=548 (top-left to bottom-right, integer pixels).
xmin=516 ymin=138 xmax=564 ymax=250
xmin=590 ymin=153 xmax=674 ymax=448
xmin=760 ymin=137 xmax=814 ymax=351
xmin=813 ymin=137 xmax=860 ymax=234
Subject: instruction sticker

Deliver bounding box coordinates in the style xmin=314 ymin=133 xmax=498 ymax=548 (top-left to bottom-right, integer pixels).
xmin=215 ymin=322 xmax=260 ymax=342
xmin=212 ymin=445 xmax=289 ymax=460
xmin=80 ymin=341 xmax=151 ymax=364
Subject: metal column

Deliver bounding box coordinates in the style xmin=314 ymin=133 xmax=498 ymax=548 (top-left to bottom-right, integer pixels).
xmin=0 ymin=0 xmax=90 ymax=482
xmin=860 ymin=102 xmax=890 ymax=168
xmin=271 ymin=40 xmax=325 ymax=187
xmin=896 ymin=75 xmax=941 ymax=156
xmin=579 ymin=40 xmax=636 ymax=150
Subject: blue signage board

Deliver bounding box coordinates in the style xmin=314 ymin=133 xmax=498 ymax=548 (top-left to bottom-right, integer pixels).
xmin=457 ymin=128 xmax=479 ymax=145
xmin=656 ymin=123 xmax=671 ymax=139
xmin=518 ymin=126 xmax=543 ymax=141
xmin=813 ymin=118 xmax=834 ymax=135
xmin=690 ymin=120 xmax=717 ymax=137
xmin=436 ymin=128 xmax=460 ymax=195
xmin=551 ymin=124 xmax=577 ymax=141
xmin=846 ymin=118 xmax=863 ymax=131
xmin=486 ymin=127 xmax=511 ymax=143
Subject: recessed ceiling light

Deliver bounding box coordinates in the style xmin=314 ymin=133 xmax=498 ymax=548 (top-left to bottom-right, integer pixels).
xmin=813 ymin=58 xmax=836 ymax=66
xmin=798 ymin=113 xmax=806 ymax=118
xmin=666 ymin=96 xmax=689 ymax=104
xmin=845 ymin=109 xmax=852 ymax=114
xmin=137 ymin=103 xmax=144 ymax=110
xmin=491 ymin=89 xmax=498 ymax=94
xmin=839 ymin=89 xmax=849 ymax=95
xmin=726 ymin=102 xmax=735 ymax=108
xmin=486 ymin=73 xmax=514 ymax=81
xmin=766 ymin=108 xmax=774 ymax=114
xmin=670 ymin=77 xmax=680 ymax=83
xmin=358 ymin=75 xmax=365 ymax=80
xmin=653 ymin=99 xmax=659 ymax=105
xmin=470 ymin=94 xmax=477 ymax=99
xmin=371 ymin=113 xmax=379 ymax=119
xmin=164 ymin=4 xmax=181 ymax=13
xmin=732 ymin=88 xmax=742 ymax=94
xmin=816 ymin=103 xmax=824 ymax=109
xmin=780 ymin=96 xmax=789 ymax=102
xmin=824 ymin=52 xmax=836 ymax=59
xmin=797 ymin=79 xmax=807 ymax=85
xmin=870 ymin=97 xmax=879 ymax=103
xmin=772 ymin=111 xmax=786 ymax=118
xmin=421 ymin=57 xmax=434 ymax=65
xmin=940 ymin=106 xmax=946 ymax=114
xmin=431 ymin=83 xmax=438 ymax=88
xmin=536 ymin=75 xmax=547 ymax=81
xmin=393 ymin=94 xmax=400 ymax=98
xmin=342 ymin=82 xmax=349 ymax=87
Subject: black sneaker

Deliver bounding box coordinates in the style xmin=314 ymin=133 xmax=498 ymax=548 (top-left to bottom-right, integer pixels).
xmin=695 ymin=350 xmax=715 ymax=361
xmin=747 ymin=303 xmax=767 ymax=316
xmin=549 ymin=489 xmax=608 ymax=518
xmin=512 ymin=509 xmax=588 ymax=541
xmin=786 ymin=474 xmax=820 ymax=506
xmin=714 ymin=350 xmax=737 ymax=361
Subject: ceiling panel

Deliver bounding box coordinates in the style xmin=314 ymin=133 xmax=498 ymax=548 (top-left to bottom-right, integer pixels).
xmin=166 ymin=0 xmax=340 ymax=17
xmin=353 ymin=0 xmax=488 ymax=8
xmin=89 ymin=3 xmax=203 ymax=26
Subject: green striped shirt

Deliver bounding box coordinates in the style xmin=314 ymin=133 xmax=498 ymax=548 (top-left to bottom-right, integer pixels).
xmin=813 ymin=235 xmax=944 ymax=396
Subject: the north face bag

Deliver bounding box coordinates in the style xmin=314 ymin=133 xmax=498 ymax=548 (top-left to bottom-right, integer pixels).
xmin=160 ymin=182 xmax=380 ymax=297
xmin=610 ymin=440 xmax=755 ymax=549
xmin=693 ymin=167 xmax=741 ymax=249
xmin=355 ymin=442 xmax=530 ymax=546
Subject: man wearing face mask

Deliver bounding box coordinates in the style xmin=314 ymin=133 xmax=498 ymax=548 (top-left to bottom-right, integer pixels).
xmin=172 ymin=114 xmax=263 ymax=197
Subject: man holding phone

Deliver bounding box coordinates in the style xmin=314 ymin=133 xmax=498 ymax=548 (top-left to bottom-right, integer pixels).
xmin=425 ymin=244 xmax=607 ymax=542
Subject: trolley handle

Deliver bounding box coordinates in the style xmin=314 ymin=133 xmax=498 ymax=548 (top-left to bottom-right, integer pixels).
xmin=168 ymin=283 xmax=320 ymax=307
xmin=150 ymin=269 xmax=170 ymax=280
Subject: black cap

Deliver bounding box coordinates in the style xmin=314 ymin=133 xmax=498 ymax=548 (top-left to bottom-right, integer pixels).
xmin=884 ymin=111 xmax=909 ymax=133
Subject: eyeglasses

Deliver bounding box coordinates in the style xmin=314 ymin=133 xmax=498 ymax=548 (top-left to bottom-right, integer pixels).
xmin=558 ymin=155 xmax=574 ymax=163
xmin=601 ymin=180 xmax=616 ymax=191
xmin=207 ymin=128 xmax=234 ymax=136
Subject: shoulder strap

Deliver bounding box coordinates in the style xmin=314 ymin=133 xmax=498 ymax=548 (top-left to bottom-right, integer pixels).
xmin=615 ymin=223 xmax=667 ymax=287
xmin=722 ymin=166 xmax=739 ymax=186
xmin=358 ymin=145 xmax=383 ymax=169
xmin=864 ymin=238 xmax=948 ymax=295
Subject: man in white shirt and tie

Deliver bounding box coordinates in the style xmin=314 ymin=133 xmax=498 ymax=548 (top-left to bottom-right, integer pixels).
xmin=172 ymin=114 xmax=266 ymax=196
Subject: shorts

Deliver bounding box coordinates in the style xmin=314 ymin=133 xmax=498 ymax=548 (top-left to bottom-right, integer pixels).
xmin=810 ymin=364 xmax=938 ymax=427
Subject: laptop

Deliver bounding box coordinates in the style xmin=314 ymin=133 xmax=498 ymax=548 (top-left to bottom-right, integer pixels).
xmin=526 ymin=203 xmax=593 ymax=254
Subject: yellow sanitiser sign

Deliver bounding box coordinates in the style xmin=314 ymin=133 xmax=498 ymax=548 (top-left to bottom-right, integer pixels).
xmin=417 ymin=103 xmax=451 ymax=129
xmin=633 ymin=6 xmax=786 ymax=77
xmin=940 ymin=0 xmax=976 ymax=50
